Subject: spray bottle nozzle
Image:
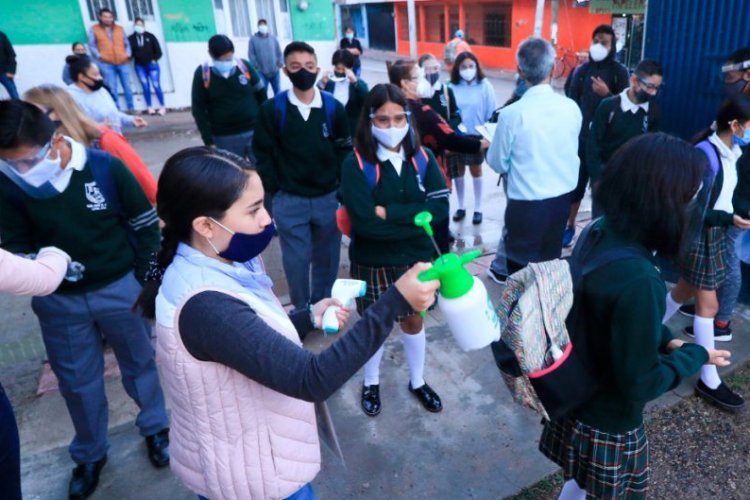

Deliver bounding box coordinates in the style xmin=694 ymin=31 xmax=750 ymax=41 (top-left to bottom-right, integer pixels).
xmin=414 ymin=211 xmax=442 ymax=257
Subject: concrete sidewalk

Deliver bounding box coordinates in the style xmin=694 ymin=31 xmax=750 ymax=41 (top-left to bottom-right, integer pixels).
xmin=3 ymin=52 xmax=749 ymax=500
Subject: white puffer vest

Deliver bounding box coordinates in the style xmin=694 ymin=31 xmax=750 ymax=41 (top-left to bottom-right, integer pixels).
xmin=155 ymin=244 xmax=320 ymax=499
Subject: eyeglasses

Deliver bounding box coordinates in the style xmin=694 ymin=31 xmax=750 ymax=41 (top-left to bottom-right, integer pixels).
xmin=638 ymin=77 xmax=662 ymax=93
xmin=0 ymin=142 xmax=51 ymax=173
xmin=370 ymin=111 xmax=411 ymax=127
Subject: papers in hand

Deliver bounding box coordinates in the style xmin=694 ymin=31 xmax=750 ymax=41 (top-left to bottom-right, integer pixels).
xmin=475 ymin=122 xmax=497 ymax=143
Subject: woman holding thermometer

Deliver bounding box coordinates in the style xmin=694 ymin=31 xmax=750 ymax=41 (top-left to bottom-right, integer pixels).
xmin=341 ymin=83 xmax=450 ymax=417
xmin=136 ymin=147 xmax=439 ymax=499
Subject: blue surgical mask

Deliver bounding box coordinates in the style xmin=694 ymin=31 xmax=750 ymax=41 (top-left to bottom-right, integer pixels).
xmin=213 ymin=59 xmax=235 ymax=74
xmin=208 ymin=218 xmax=276 ymax=263
xmin=733 ymin=124 xmax=750 ymax=147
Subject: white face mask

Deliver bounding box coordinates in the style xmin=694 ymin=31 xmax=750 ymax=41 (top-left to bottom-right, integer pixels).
xmin=134 ymin=26 xmax=145 ymax=34
xmin=258 ymin=25 xmax=268 ymax=35
xmin=589 ymin=43 xmax=609 ymax=62
xmin=460 ymin=66 xmax=477 ymax=82
xmin=18 ymin=153 xmax=64 ymax=188
xmin=371 ymin=124 xmax=410 ymax=149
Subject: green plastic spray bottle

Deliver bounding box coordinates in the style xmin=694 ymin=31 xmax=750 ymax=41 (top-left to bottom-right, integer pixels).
xmin=414 ymin=212 xmax=500 ymax=351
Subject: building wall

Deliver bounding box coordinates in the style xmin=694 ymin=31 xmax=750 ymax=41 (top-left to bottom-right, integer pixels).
xmin=1 ymin=0 xmax=338 ymax=109
xmin=394 ymin=0 xmax=611 ymax=71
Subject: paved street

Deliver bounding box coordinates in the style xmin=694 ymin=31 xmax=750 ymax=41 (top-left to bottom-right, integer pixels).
xmin=2 ymin=53 xmax=748 ymax=500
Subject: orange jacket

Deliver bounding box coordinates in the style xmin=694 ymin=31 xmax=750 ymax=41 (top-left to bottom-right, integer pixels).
xmin=93 ymin=24 xmax=129 ymax=65
xmin=99 ymin=127 xmax=157 ymax=205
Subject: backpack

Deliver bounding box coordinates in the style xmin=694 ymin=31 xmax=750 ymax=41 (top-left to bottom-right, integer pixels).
xmin=606 ymin=94 xmax=658 ymax=132
xmin=443 ymin=40 xmax=459 ymax=64
xmin=490 ymin=220 xmax=646 ymax=420
xmin=273 ymin=89 xmax=337 ymax=142
xmin=201 ymin=58 xmax=253 ymax=89
xmin=336 ymin=146 xmax=430 ymax=236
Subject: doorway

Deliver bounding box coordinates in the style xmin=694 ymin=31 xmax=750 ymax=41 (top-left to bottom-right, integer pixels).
xmin=366 ymin=3 xmax=395 ymax=51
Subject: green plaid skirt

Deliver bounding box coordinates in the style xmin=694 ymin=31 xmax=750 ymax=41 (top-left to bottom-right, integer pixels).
xmin=446 ymin=150 xmax=485 ymax=178
xmin=350 ymin=262 xmax=432 ymax=321
xmin=680 ymin=226 xmax=727 ymax=290
xmin=539 ymin=418 xmax=650 ymax=500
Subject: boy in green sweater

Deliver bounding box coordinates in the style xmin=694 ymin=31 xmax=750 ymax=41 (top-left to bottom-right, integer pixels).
xmin=587 ymin=59 xmax=663 ymax=208
xmin=253 ymin=41 xmax=352 ymax=316
xmin=191 ymin=35 xmax=266 ymax=160
xmin=0 ymin=101 xmax=169 ymax=499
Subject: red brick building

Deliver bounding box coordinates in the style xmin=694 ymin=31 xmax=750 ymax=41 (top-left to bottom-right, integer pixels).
xmin=393 ymin=0 xmax=612 ymax=70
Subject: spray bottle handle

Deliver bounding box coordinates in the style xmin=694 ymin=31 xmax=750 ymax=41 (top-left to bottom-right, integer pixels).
xmin=417 ymin=267 xmax=440 ymax=282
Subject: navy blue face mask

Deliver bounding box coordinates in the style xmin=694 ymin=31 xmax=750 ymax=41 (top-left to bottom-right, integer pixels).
xmin=208 ymin=218 xmax=275 ymax=262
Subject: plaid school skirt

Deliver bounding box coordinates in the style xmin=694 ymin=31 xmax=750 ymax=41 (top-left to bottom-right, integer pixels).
xmin=350 ymin=262 xmax=430 ymax=322
xmin=446 ymin=150 xmax=485 ymax=178
xmin=680 ymin=226 xmax=727 ymax=290
xmin=539 ymin=418 xmax=650 ymax=500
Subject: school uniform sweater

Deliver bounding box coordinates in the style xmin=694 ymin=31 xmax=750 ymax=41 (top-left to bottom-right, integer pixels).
xmin=191 ymin=60 xmax=266 ymax=145
xmin=323 ymin=78 xmax=369 ymax=138
xmin=586 ymin=91 xmax=661 ymax=181
xmin=574 ymin=222 xmax=708 ymax=433
xmin=422 ymin=83 xmax=460 ymax=129
xmin=450 ymin=78 xmax=496 ymax=135
xmin=340 ymin=147 xmax=449 ymax=267
xmin=0 ymin=153 xmax=159 ymax=294
xmin=253 ymin=91 xmax=351 ymax=197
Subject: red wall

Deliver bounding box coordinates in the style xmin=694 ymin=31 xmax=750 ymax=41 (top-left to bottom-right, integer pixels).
xmin=395 ymin=0 xmax=612 ymax=70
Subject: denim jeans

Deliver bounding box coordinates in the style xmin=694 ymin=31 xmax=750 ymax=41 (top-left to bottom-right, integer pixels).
xmin=198 ymin=482 xmax=316 ymax=500
xmin=31 ymin=272 xmax=168 ymax=463
xmin=262 ymin=71 xmax=281 ymax=96
xmin=0 ymin=382 xmax=21 ymax=500
xmin=134 ymin=63 xmax=165 ymax=107
xmin=273 ymin=190 xmax=341 ymax=312
xmin=0 ymin=73 xmax=19 ymax=100
xmin=717 ymin=226 xmax=744 ymax=322
xmin=98 ymin=61 xmax=135 ymax=110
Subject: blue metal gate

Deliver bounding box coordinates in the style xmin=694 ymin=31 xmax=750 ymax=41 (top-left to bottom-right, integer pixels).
xmin=644 ymin=1 xmax=750 ymax=139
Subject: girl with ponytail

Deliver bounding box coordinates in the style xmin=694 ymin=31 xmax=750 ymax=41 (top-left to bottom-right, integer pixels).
xmin=141 ymin=146 xmax=438 ymax=499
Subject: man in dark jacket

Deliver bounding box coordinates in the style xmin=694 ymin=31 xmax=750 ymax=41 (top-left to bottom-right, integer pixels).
xmin=0 ymin=31 xmax=19 ymax=100
xmin=562 ymin=24 xmax=629 ymax=247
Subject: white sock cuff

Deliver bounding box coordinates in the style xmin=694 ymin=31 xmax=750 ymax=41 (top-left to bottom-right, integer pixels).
xmin=662 ymin=292 xmax=682 ymax=324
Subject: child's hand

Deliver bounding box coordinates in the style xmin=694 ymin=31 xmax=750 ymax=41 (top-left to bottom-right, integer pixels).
xmin=707 ymin=348 xmax=731 ymax=367
xmin=733 ymin=214 xmax=750 ymax=229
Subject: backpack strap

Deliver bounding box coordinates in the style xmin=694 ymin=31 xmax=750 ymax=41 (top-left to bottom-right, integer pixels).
xmin=696 ymin=140 xmax=723 ymax=209
xmin=320 ymin=90 xmax=337 ymax=140
xmin=274 ymin=90 xmax=289 ymax=141
xmin=411 ymin=146 xmax=429 ymax=188
xmin=606 ymin=95 xmax=622 ymax=126
xmin=353 ymin=147 xmax=380 ymax=190
xmin=86 ymin=149 xmax=120 ymax=216
xmin=695 ymin=140 xmax=721 ymax=177
xmin=201 ymin=61 xmax=211 ymax=89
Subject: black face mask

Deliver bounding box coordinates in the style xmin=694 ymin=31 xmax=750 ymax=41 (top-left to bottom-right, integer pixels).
xmin=333 ymin=71 xmax=346 ymax=79
xmin=83 ymin=78 xmax=105 ymax=91
xmin=288 ymin=68 xmax=318 ymax=91
xmin=725 ymin=79 xmax=749 ymax=98
xmin=635 ymin=89 xmax=652 ymax=103
xmin=426 ymin=72 xmax=440 ymax=86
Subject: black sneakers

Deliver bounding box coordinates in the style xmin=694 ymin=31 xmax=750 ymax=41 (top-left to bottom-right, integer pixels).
xmin=683 ymin=323 xmax=733 ymax=342
xmin=695 ymin=379 xmax=745 ymax=412
xmin=486 ymin=268 xmax=507 ymax=285
xmin=678 ymin=304 xmax=696 ymax=317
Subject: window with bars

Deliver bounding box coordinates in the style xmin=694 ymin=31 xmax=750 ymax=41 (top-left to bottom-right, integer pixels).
xmin=86 ymin=0 xmax=118 ymax=21
xmin=125 ymin=0 xmax=155 ymax=20
xmin=423 ymin=5 xmax=445 ymax=43
xmin=229 ymin=0 xmax=252 ymax=37
xmin=464 ymin=3 xmax=511 ymax=48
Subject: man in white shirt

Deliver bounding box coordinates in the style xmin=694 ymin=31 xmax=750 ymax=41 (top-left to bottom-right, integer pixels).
xmin=486 ymin=37 xmax=582 ymax=282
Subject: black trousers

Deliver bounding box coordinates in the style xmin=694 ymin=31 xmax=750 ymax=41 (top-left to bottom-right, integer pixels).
xmin=505 ymin=192 xmax=572 ymax=274
xmin=0 ymin=381 xmax=21 ymax=500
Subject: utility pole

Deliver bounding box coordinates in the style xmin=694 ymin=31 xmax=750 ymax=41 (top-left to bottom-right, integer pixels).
xmin=407 ymin=0 xmax=417 ymax=60
xmin=533 ymin=0 xmax=545 ymax=37
xmin=550 ymin=0 xmax=559 ymax=47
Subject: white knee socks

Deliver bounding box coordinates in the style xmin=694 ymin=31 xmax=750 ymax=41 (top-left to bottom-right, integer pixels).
xmin=363 ymin=345 xmax=385 ymax=386
xmin=694 ymin=315 xmax=721 ymax=389
xmin=472 ymin=176 xmax=483 ymax=212
xmin=401 ymin=328 xmax=426 ymax=389
xmin=454 ymin=177 xmax=466 ymax=210
xmin=558 ymin=479 xmax=586 ymax=500
xmin=662 ymin=291 xmax=682 ymax=324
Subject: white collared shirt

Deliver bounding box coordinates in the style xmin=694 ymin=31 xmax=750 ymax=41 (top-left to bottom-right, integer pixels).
xmin=287 ymin=86 xmax=323 ymax=121
xmin=486 ymin=84 xmax=582 ymax=201
xmin=619 ymin=88 xmax=649 ymax=114
xmin=333 ymin=80 xmax=350 ymax=106
xmin=51 ymin=137 xmax=87 ymax=192
xmin=376 ymin=144 xmax=406 ymax=176
xmin=708 ymin=132 xmax=741 ymax=213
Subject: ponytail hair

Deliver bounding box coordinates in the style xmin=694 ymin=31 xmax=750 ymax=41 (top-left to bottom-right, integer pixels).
xmin=135 ymin=147 xmax=256 ymax=318
xmin=691 ymin=94 xmax=750 ymax=144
